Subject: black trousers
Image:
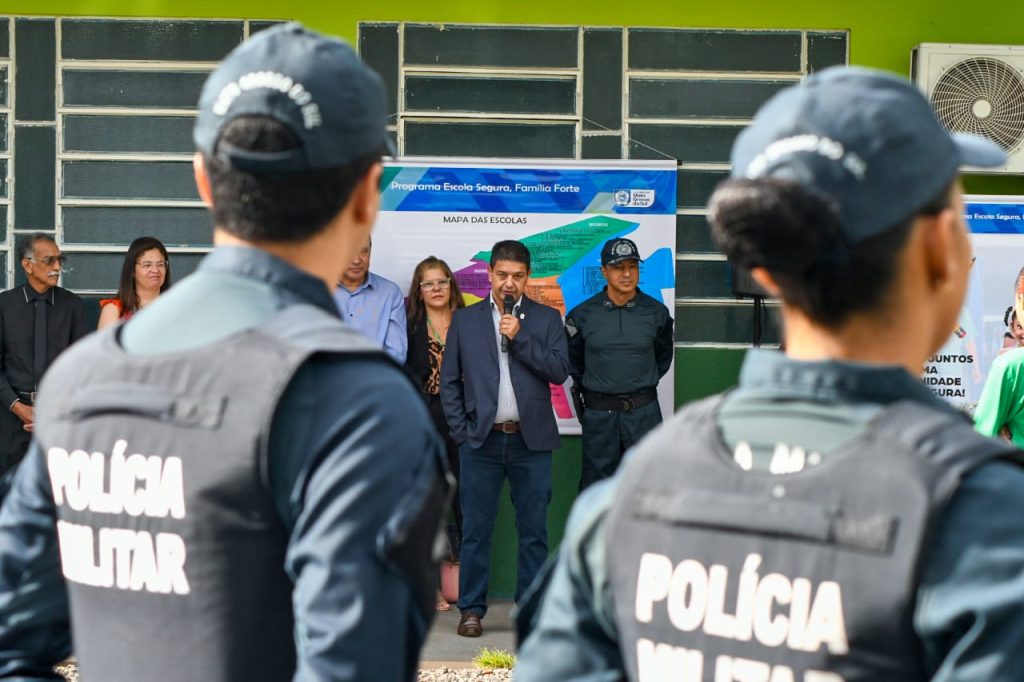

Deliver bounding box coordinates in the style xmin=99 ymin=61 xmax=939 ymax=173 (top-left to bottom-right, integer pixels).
xmin=579 ymin=399 xmax=662 ymax=490
xmin=427 ymin=392 xmax=462 ymax=554
xmin=0 ymin=406 xmax=31 ymax=477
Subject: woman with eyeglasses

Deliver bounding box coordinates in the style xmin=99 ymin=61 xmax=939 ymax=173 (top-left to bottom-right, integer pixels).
xmin=405 ymin=256 xmax=465 ymax=611
xmin=97 ymin=236 xmax=173 ymax=330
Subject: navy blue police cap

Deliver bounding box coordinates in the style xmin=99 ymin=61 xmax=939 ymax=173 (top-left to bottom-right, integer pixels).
xmin=730 ymin=66 xmax=1006 ymax=243
xmin=193 ymin=22 xmax=393 ymax=174
xmin=601 ymin=238 xmax=642 ymax=266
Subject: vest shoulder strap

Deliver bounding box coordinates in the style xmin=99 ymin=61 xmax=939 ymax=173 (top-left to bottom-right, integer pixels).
xmin=670 ymin=393 xmax=726 ymax=425
xmin=254 ymin=303 xmax=388 ymax=357
xmin=867 ymin=400 xmax=1019 ymax=474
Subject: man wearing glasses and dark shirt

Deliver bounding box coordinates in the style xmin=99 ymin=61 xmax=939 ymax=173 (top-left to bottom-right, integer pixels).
xmin=0 ymin=234 xmax=86 ymax=476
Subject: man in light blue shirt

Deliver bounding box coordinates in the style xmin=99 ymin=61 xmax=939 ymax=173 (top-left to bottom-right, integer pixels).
xmin=333 ymin=236 xmax=407 ymax=363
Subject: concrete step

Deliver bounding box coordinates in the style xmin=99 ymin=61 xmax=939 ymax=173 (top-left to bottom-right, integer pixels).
xmin=420 ymin=599 xmax=517 ymax=667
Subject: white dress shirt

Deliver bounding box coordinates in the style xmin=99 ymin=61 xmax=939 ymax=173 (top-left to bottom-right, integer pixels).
xmin=490 ymin=293 xmax=522 ymax=423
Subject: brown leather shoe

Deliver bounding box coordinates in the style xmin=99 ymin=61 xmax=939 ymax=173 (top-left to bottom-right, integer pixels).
xmin=457 ymin=612 xmax=483 ymax=637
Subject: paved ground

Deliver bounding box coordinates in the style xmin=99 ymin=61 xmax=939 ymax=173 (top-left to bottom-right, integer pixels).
xmin=421 ymin=599 xmax=517 ymax=669
xmin=56 ymin=599 xmax=518 ymax=680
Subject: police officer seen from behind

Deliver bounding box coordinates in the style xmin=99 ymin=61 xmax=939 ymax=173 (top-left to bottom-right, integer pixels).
xmin=517 ymin=66 xmax=1024 ymax=681
xmin=566 ymin=237 xmax=673 ymax=489
xmin=0 ymin=23 xmax=449 ymax=682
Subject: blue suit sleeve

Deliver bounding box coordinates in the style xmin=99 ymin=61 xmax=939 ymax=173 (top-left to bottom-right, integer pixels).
xmin=0 ymin=444 xmax=71 ymax=680
xmin=269 ymin=357 xmax=445 ymax=682
xmin=439 ymin=312 xmax=467 ymax=445
xmin=383 ymin=286 xmax=408 ymax=365
xmin=510 ymin=306 xmax=570 ymax=385
xmin=915 ymin=460 xmax=1024 ymax=681
xmin=565 ymin=307 xmax=585 ymax=387
xmin=515 ymin=479 xmax=623 ymax=682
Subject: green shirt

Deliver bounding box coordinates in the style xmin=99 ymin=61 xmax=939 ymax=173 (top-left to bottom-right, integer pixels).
xmin=973 ymin=348 xmax=1024 ymax=447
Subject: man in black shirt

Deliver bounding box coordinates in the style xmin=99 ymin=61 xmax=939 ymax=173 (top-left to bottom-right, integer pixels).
xmin=0 ymin=234 xmax=87 ymax=474
xmin=565 ymin=237 xmax=673 ymax=489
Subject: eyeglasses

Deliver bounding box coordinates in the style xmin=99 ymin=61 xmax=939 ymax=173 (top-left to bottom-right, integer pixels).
xmin=420 ymin=278 xmax=451 ymax=290
xmin=138 ymin=260 xmax=169 ymax=271
xmin=27 ymin=255 xmax=67 ymax=266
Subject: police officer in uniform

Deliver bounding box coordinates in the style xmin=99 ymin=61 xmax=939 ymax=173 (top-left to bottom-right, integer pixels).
xmin=516 ymin=67 xmax=1024 ymax=681
xmin=565 ymin=237 xmax=673 ymax=489
xmin=0 ymin=24 xmax=448 ymax=682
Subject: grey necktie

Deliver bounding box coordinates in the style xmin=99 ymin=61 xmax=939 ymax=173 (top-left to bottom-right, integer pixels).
xmin=34 ymin=294 xmax=47 ymax=390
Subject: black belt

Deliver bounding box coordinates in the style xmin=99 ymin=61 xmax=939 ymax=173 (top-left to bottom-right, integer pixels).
xmin=583 ymin=388 xmax=657 ymax=412
xmin=16 ymin=390 xmax=36 ymax=406
xmin=492 ymin=421 xmax=521 ymax=433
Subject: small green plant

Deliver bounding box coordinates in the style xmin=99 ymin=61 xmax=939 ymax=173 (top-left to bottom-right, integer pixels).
xmin=473 ymin=647 xmax=516 ymax=669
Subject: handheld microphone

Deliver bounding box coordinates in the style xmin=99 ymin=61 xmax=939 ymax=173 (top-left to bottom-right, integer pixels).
xmin=501 ymin=294 xmax=514 ymax=352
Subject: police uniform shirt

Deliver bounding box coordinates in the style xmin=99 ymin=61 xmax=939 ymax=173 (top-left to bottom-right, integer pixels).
xmin=516 ymin=349 xmax=1024 ymax=680
xmin=0 ymin=284 xmax=87 ymax=408
xmin=0 ymin=246 xmax=446 ymax=680
xmin=565 ymin=288 xmax=673 ymax=395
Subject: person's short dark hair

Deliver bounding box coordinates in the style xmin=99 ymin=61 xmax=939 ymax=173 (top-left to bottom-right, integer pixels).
xmin=19 ymin=233 xmax=56 ymax=262
xmin=203 ymin=116 xmax=381 ymax=244
xmin=489 ymin=240 xmax=531 ymax=270
xmin=709 ymin=176 xmax=953 ymax=328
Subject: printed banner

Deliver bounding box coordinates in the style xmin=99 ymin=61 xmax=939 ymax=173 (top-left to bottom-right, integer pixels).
xmin=373 ymin=158 xmax=678 ymax=435
xmin=924 ymin=195 xmax=1024 ymax=412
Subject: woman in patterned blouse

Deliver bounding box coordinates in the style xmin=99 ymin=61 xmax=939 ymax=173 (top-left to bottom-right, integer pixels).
xmin=405 ymin=256 xmax=466 ymax=610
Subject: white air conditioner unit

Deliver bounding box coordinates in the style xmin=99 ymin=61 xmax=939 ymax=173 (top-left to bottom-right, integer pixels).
xmin=911 ymin=43 xmax=1024 ymax=174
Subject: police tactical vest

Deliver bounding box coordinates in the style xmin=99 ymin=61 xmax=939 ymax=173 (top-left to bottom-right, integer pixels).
xmin=606 ymin=395 xmax=1016 ymax=682
xmin=33 ymin=305 xmax=390 ymax=682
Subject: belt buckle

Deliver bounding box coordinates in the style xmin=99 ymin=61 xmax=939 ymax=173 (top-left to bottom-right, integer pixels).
xmin=30 ymin=392 xmax=36 ymax=403
xmin=621 ymin=398 xmax=634 ymax=411
xmin=498 ymin=421 xmax=516 ymax=433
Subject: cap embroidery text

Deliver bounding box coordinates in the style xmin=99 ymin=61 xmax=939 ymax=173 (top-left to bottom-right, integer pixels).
xmin=746 ymin=134 xmax=867 ymax=181
xmin=212 ymin=70 xmax=323 ymax=130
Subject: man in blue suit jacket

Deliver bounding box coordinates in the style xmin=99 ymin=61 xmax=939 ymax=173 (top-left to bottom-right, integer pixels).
xmin=441 ymin=239 xmax=570 ymax=638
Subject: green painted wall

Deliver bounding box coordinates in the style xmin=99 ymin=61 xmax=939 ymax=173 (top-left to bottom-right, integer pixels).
xmin=8 ymin=0 xmax=1024 ymax=78
xmin=15 ymin=0 xmax=1024 ymax=598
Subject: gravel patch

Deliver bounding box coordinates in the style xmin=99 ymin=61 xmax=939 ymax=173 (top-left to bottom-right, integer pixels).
xmin=419 ymin=667 xmax=513 ymax=681
xmin=56 ymin=662 xmax=77 ymax=681
xmin=57 ymin=662 xmax=511 ymax=681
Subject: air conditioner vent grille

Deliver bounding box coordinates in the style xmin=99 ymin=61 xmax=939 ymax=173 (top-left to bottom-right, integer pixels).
xmin=930 ymin=57 xmax=1024 ymax=151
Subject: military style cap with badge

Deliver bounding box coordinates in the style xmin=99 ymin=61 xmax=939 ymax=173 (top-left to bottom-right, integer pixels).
xmin=730 ymin=66 xmax=1006 ymax=243
xmin=601 ymin=238 xmax=642 ymax=266
xmin=193 ymin=22 xmax=395 ymax=174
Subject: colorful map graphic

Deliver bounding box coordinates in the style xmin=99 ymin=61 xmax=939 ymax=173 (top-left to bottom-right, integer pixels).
xmin=449 ymin=214 xmax=675 ymax=418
